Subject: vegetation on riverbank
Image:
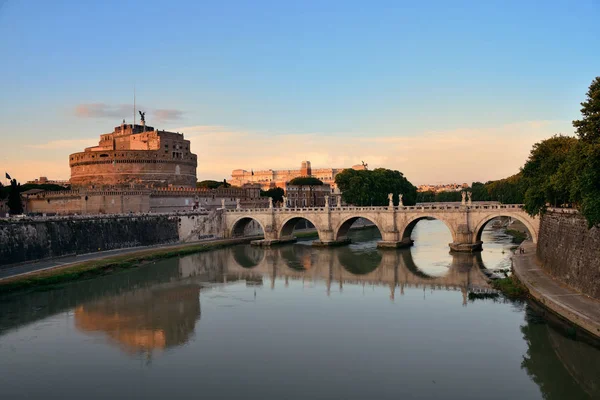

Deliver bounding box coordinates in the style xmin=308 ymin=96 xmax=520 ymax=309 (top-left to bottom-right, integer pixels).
xmin=491 ymin=276 xmax=529 ymax=300
xmin=0 ymin=238 xmax=257 ymax=295
xmin=293 ymin=230 xmax=319 ymax=239
xmin=506 ymin=229 xmax=527 ymax=244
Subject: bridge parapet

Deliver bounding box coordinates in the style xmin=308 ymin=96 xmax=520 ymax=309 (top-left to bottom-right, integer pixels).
xmin=223 ymin=203 xmax=540 ymax=252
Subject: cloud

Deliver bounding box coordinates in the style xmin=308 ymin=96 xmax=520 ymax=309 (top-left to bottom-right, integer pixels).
xmin=74 ymin=103 xmax=132 ymax=119
xmin=178 ymin=120 xmax=573 ymax=184
xmin=74 ymin=103 xmax=185 ymax=124
xmin=153 ymin=109 xmax=184 ymax=122
xmin=27 ymin=138 xmax=97 ymax=150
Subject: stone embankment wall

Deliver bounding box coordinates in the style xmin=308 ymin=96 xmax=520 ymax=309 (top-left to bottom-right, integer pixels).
xmin=537 ymin=210 xmax=600 ymax=299
xmin=0 ymin=211 xmax=227 ymax=266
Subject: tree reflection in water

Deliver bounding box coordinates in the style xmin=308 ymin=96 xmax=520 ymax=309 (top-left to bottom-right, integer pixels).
xmin=520 ymin=303 xmax=600 ymax=400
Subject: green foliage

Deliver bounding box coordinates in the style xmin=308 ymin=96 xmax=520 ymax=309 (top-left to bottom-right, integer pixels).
xmin=196 ymin=179 xmax=230 ymax=189
xmin=572 ymin=76 xmax=600 ymax=143
xmin=335 ymin=168 xmax=417 ymax=206
xmin=485 ymin=174 xmax=525 ymax=204
xmin=521 ymin=135 xmax=578 ymax=215
xmin=288 ymin=176 xmax=324 ymax=186
xmin=7 ymin=179 xmax=23 ymax=215
xmin=491 ymin=277 xmax=528 ymax=300
xmin=260 ymin=187 xmax=284 ymax=203
xmin=506 ymin=229 xmax=527 ymax=244
xmin=471 ymin=182 xmax=491 ymax=201
xmin=20 ymin=183 xmax=70 ymax=192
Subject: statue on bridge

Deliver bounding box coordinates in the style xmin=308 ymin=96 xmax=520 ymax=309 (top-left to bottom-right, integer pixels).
xmin=399 ymin=194 xmax=404 ymax=206
xmin=461 ymin=191 xmax=466 ymax=205
xmin=337 ymin=195 xmax=341 ymax=208
xmin=388 ymin=193 xmax=394 ymax=208
xmin=324 ymin=196 xmax=329 ymax=208
xmin=268 ymin=197 xmax=273 ymax=209
xmin=282 ymin=196 xmax=288 ymax=208
xmin=221 ymin=199 xmax=226 ymax=209
xmin=236 ymin=198 xmax=241 ymax=210
xmin=467 ymin=191 xmax=472 ymax=206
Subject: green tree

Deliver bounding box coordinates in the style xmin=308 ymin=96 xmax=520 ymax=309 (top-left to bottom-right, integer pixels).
xmin=196 ymin=179 xmax=231 ymax=189
xmin=7 ymin=179 xmax=23 ymax=215
xmin=573 ymin=76 xmax=600 ymax=143
xmin=335 ymin=168 xmax=417 ymax=206
xmin=485 ymin=174 xmax=525 ymax=204
xmin=260 ymin=187 xmax=284 ymax=204
xmin=470 ymin=182 xmax=490 ymax=201
xmin=521 ymin=135 xmax=578 ymax=216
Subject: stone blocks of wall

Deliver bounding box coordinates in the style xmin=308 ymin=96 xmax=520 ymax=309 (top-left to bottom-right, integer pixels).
xmin=537 ymin=211 xmax=600 ymax=299
xmin=0 ymin=215 xmax=179 ymax=266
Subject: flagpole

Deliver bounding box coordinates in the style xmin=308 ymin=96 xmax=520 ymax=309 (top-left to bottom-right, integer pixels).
xmin=133 ymin=85 xmax=136 ymax=127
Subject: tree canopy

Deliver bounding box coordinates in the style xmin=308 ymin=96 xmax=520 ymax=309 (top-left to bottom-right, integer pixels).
xmin=196 ymin=179 xmax=231 ymax=189
xmin=573 ymin=76 xmax=600 ymax=143
xmin=335 ymin=168 xmax=417 ymax=206
xmin=288 ymin=176 xmax=324 ymax=186
xmin=7 ymin=179 xmax=23 ymax=215
xmin=260 ymin=187 xmax=284 ymax=204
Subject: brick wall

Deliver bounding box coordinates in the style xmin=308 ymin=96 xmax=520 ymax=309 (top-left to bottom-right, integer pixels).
xmin=537 ymin=211 xmax=600 ymax=299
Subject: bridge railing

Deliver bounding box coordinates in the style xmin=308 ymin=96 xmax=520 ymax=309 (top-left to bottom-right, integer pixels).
xmin=224 ymin=203 xmax=528 ymax=213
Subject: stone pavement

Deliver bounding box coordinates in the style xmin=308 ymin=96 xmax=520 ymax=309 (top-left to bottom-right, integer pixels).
xmin=513 ymin=240 xmax=600 ymax=339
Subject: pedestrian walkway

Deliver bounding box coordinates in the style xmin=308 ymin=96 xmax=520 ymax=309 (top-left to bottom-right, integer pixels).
xmin=513 ymin=240 xmax=600 ymax=339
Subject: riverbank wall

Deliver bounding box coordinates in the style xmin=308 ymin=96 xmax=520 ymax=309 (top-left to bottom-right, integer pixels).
xmin=0 ymin=211 xmax=226 ymax=266
xmin=537 ymin=210 xmax=600 ymax=300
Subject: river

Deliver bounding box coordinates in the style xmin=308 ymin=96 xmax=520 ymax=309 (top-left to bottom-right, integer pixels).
xmin=0 ymin=220 xmax=599 ymax=399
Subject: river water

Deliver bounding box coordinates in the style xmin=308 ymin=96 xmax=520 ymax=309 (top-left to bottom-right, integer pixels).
xmin=0 ymin=220 xmax=599 ymax=399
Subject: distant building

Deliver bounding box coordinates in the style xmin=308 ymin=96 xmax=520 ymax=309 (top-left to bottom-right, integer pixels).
xmin=417 ymin=183 xmax=470 ymax=193
xmin=229 ymin=160 xmax=366 ymax=194
xmin=26 ymin=177 xmax=70 ymax=187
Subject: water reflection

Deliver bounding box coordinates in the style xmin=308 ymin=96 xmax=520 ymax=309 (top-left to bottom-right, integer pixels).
xmin=1 ymin=222 xmax=599 ymax=400
xmin=521 ymin=304 xmax=600 ymax=399
xmin=74 ymin=283 xmax=201 ymax=355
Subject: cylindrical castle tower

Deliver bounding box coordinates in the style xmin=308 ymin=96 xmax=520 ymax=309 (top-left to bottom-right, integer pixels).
xmin=69 ymin=122 xmax=197 ymax=188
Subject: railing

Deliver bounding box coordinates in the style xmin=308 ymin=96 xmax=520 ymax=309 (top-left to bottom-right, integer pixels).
xmin=0 ymin=210 xmax=210 ymax=223
xmin=224 ymin=203 xmax=529 ymax=213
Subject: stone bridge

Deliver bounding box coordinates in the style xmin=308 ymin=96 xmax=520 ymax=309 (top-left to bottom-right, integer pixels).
xmin=224 ymin=202 xmax=539 ymax=252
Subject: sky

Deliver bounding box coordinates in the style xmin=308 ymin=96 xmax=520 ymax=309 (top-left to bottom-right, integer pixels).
xmin=0 ymin=0 xmax=598 ymax=185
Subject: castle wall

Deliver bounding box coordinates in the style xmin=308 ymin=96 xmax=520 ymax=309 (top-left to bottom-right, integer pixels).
xmin=537 ymin=210 xmax=600 ymax=299
xmin=25 ymin=186 xmax=262 ymax=215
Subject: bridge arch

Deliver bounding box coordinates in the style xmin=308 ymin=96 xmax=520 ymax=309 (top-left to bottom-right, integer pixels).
xmin=232 ymin=245 xmax=265 ymax=269
xmin=401 ymin=215 xmax=457 ymax=243
xmin=334 ymin=216 xmax=384 ymax=241
xmin=230 ymin=216 xmax=266 ymax=238
xmin=279 ymin=215 xmax=321 ymax=240
xmin=473 ymin=213 xmax=538 ymax=243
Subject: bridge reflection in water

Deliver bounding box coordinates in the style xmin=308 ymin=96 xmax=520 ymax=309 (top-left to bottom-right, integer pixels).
xmin=179 ymin=241 xmax=494 ymax=306
xmin=1 ymin=240 xmax=599 ymax=399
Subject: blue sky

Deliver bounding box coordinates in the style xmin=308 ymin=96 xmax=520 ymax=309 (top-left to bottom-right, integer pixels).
xmin=0 ymin=0 xmax=598 ymax=184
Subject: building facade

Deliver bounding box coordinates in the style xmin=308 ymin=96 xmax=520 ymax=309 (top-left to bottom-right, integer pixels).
xmin=285 ymin=183 xmax=332 ymax=208
xmin=229 ymin=160 xmax=366 ymax=194
xmin=69 ymin=122 xmax=197 ymax=188
xmin=24 ymin=185 xmax=264 ymax=215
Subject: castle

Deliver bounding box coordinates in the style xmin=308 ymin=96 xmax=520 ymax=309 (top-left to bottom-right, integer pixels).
xmin=21 ymin=120 xmax=264 ymax=215
xmin=69 ymin=122 xmax=197 ymax=188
